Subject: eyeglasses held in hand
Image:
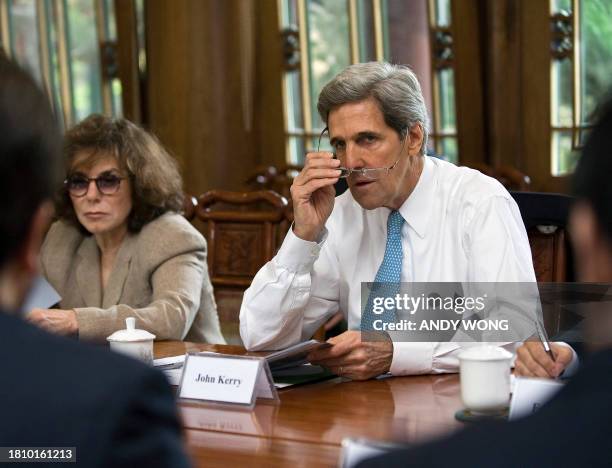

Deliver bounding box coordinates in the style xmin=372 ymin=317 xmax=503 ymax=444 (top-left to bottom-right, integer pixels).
xmin=64 ymin=171 xmax=125 ymax=197
xmin=316 ymin=128 xmax=404 ymax=181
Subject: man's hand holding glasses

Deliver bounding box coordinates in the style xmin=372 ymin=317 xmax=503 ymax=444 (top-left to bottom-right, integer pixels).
xmin=290 ymin=150 xmax=340 ymax=242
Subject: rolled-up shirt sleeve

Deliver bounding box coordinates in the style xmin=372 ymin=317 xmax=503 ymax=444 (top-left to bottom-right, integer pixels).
xmin=240 ymin=227 xmax=340 ymax=350
xmin=557 ymin=342 xmax=580 ymax=378
xmin=390 ymin=342 xmax=519 ymax=375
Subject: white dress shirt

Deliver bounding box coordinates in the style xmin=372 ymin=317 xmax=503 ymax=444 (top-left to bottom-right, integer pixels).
xmin=557 ymin=342 xmax=580 ymax=377
xmin=240 ymin=156 xmax=537 ymax=375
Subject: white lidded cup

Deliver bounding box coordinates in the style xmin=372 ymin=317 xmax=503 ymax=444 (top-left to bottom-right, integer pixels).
xmin=107 ymin=317 xmax=156 ymax=364
xmin=458 ymin=345 xmax=513 ymax=414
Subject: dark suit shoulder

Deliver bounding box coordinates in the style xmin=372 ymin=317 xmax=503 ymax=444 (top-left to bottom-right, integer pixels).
xmin=0 ymin=312 xmax=160 ymax=395
xmin=103 ymin=361 xmax=191 ymax=468
xmin=0 ymin=312 xmax=189 ymax=467
xmin=358 ymin=349 xmax=612 ymax=468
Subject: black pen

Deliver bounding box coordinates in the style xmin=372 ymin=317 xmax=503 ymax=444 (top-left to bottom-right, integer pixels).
xmin=535 ymin=321 xmax=556 ymax=362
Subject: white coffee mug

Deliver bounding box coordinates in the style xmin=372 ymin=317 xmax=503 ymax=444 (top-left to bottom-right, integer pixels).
xmin=107 ymin=317 xmax=156 ymax=364
xmin=458 ymin=345 xmax=513 ymax=414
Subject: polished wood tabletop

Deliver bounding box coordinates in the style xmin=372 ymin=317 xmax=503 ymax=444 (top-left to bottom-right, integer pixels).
xmin=155 ymin=341 xmax=465 ymax=468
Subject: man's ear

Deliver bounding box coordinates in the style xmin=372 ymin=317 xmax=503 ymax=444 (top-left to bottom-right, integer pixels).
xmin=18 ymin=201 xmax=53 ymax=275
xmin=406 ymin=124 xmax=424 ymax=155
xmin=570 ymin=201 xmax=612 ymax=282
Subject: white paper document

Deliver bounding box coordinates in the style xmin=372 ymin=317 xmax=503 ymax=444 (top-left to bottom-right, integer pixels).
xmin=509 ymin=377 xmax=564 ymax=420
xmin=153 ymin=354 xmax=186 ymax=369
xmin=163 ymin=368 xmax=184 ymax=386
xmin=21 ymin=276 xmax=61 ymax=313
xmin=265 ymin=339 xmax=331 ymax=370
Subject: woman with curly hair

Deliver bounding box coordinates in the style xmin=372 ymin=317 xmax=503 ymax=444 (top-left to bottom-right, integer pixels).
xmin=28 ymin=114 xmax=225 ymax=344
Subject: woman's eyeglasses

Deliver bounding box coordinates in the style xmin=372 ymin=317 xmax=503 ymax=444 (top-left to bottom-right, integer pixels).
xmin=316 ymin=127 xmax=405 ymax=181
xmin=64 ymin=171 xmax=125 ymax=197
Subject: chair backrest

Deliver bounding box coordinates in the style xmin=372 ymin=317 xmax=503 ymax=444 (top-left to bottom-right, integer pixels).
xmin=245 ymin=164 xmax=302 ymax=199
xmin=182 ymin=194 xmax=198 ymax=221
xmin=510 ymin=191 xmax=574 ymax=282
xmin=195 ymin=190 xmax=289 ymax=344
xmin=511 ymin=191 xmax=575 ymax=337
xmin=469 ymin=163 xmax=532 ymax=191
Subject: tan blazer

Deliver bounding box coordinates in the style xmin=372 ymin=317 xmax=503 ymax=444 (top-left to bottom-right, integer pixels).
xmin=41 ymin=213 xmax=225 ymax=343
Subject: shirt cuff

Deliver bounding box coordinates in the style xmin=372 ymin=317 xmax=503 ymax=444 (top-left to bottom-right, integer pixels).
xmin=556 ymin=342 xmax=580 ymax=378
xmin=389 ymin=341 xmax=435 ymax=375
xmin=274 ymin=226 xmax=328 ymax=273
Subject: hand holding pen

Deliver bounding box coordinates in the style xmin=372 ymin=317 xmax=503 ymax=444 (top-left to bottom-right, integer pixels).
xmin=514 ymin=322 xmax=574 ymax=379
xmin=535 ymin=321 xmax=556 ymax=362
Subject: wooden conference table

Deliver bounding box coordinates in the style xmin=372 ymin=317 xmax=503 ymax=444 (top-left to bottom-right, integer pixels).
xmin=156 ymin=342 xmax=465 ymax=468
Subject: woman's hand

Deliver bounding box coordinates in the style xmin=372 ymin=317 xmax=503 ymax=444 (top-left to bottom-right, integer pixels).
xmin=27 ymin=308 xmax=78 ymax=336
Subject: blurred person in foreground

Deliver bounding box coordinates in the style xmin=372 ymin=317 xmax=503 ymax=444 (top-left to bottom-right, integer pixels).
xmin=0 ymin=56 xmax=190 ymax=467
xmin=27 ymin=114 xmax=224 ymax=344
xmin=359 ymin=96 xmax=612 ymax=467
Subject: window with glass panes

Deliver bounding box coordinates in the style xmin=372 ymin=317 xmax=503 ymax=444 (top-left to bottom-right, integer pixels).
xmin=550 ymin=0 xmax=612 ymax=176
xmin=0 ymin=0 xmax=122 ymax=129
xmin=280 ymin=0 xmax=459 ymax=165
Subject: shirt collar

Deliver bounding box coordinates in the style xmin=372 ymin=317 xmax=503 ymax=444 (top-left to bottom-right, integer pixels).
xmin=397 ymin=155 xmax=436 ymax=239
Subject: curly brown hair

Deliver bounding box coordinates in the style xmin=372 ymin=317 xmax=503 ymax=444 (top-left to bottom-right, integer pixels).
xmin=56 ymin=114 xmax=184 ymax=233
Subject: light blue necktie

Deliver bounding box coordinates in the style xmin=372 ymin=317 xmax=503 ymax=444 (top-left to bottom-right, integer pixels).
xmin=361 ymin=210 xmax=405 ymax=331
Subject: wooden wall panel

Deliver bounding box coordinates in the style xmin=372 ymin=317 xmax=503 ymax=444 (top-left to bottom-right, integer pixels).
xmin=520 ymin=0 xmax=550 ymax=190
xmin=483 ymin=0 xmax=523 ymax=169
xmin=253 ymin=0 xmax=286 ymax=173
xmin=451 ymin=0 xmax=486 ymax=167
xmin=386 ymin=0 xmax=433 ymax=115
xmin=114 ymin=0 xmax=141 ymax=123
xmin=145 ymin=0 xmax=284 ymax=196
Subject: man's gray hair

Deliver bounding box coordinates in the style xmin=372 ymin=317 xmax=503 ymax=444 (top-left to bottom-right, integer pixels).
xmin=317 ymin=62 xmax=429 ymax=154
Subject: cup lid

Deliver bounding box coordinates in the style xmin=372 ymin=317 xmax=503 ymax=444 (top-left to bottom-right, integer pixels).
xmin=458 ymin=345 xmax=513 ymax=361
xmin=107 ymin=317 xmax=156 ymax=342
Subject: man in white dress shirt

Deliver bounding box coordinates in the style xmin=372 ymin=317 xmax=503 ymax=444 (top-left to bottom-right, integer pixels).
xmin=240 ymin=62 xmax=537 ymax=380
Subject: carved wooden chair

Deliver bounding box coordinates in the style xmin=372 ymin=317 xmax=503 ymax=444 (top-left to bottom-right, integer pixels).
xmin=468 ymin=163 xmax=532 ymax=191
xmin=245 ymin=164 xmax=303 ymax=199
xmin=182 ymin=194 xmax=198 ymax=221
xmin=510 ymin=191 xmax=575 ymax=336
xmin=195 ymin=190 xmax=289 ymax=344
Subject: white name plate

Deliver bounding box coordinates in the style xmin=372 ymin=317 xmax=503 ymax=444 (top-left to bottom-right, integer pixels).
xmin=177 ymin=352 xmax=279 ymax=409
xmin=509 ymin=376 xmax=563 ymax=420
